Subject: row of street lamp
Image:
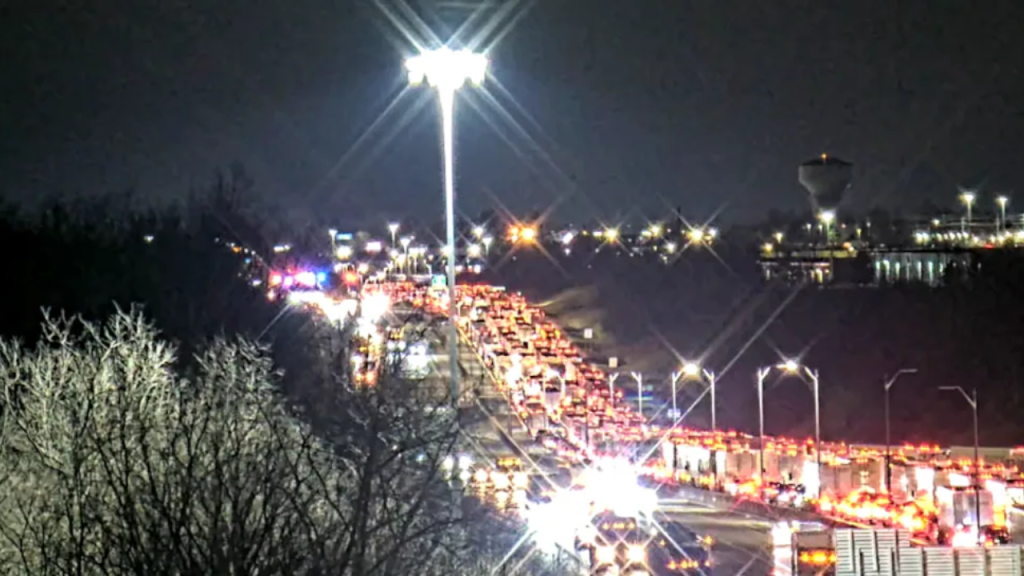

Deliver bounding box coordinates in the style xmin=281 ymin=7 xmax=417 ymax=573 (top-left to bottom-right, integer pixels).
xmin=605 ymin=360 xmax=980 ymax=503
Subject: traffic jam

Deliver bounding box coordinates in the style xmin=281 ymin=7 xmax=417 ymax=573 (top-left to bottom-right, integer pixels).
xmin=375 ymin=282 xmax=1024 ymax=551
xmin=277 ymin=269 xmax=1024 ymax=572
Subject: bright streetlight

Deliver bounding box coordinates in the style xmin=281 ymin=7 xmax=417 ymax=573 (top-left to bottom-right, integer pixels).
xmin=757 ymin=360 xmax=821 ymax=495
xmin=939 ymin=385 xmax=981 ymax=538
xmin=883 ymin=368 xmax=918 ymax=492
xmin=466 ymin=243 xmax=482 ymax=259
xmin=960 ymin=190 xmax=976 ymax=233
xmin=388 ymin=222 xmax=399 ymax=248
xmin=604 ymin=228 xmax=620 ymax=242
xmin=400 ymin=236 xmax=412 ymax=274
xmin=406 ymin=47 xmax=487 ymax=405
xmin=670 ymin=362 xmax=717 ymax=432
xmin=472 ymin=225 xmax=485 ymax=239
xmin=818 ymin=210 xmax=835 ymax=243
xmin=997 ymin=195 xmax=1010 ymax=232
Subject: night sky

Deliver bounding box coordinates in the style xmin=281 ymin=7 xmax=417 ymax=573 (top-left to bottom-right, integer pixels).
xmin=3 ymin=0 xmax=1023 ymax=226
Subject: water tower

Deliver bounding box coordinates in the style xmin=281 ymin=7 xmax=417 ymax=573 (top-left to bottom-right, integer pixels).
xmin=798 ymin=154 xmax=852 ymax=213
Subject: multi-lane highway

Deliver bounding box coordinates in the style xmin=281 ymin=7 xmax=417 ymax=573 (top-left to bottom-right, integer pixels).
xmin=327 ymin=279 xmax=1024 ymax=574
xmin=412 ymin=302 xmax=775 ymax=574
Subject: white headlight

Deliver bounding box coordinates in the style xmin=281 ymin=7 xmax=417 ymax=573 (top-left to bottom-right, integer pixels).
xmin=595 ymin=546 xmax=616 ymax=564
xmin=627 ymin=545 xmax=645 ymax=563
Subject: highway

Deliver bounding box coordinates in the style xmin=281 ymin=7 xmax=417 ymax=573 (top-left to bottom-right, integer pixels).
xmin=658 ymin=497 xmax=774 ymax=574
xmin=418 ymin=310 xmax=775 ymax=574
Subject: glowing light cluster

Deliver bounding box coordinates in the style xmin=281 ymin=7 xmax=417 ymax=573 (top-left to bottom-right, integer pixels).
xmin=361 ymin=292 xmax=391 ymax=323
xmin=405 ymin=47 xmax=487 ymax=91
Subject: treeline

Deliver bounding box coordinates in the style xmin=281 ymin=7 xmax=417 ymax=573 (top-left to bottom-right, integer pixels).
xmin=0 ymin=181 xmax=558 ymax=575
xmin=485 ymin=248 xmax=1024 ymax=447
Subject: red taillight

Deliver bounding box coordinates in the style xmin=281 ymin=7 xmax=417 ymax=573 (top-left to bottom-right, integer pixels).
xmin=343 ymin=272 xmax=359 ymax=285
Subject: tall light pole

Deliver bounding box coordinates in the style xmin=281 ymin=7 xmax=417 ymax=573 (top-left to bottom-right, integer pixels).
xmin=940 ymin=385 xmax=981 ymax=536
xmin=756 ymin=367 xmax=770 ymax=480
xmin=388 ymin=222 xmax=399 ymax=249
xmin=406 ymin=47 xmax=487 ymax=406
xmin=883 ymin=368 xmax=918 ymax=492
xmin=677 ymin=361 xmax=717 ymax=431
xmin=960 ymin=191 xmax=976 ymax=234
xmin=818 ymin=209 xmax=836 ymax=243
xmin=760 ymin=360 xmax=821 ymax=495
xmin=400 ymin=236 xmax=412 ymax=275
xmin=997 ymin=195 xmax=1009 ymax=233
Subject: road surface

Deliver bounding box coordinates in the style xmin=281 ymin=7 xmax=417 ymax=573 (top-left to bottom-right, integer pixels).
xmin=658 ymin=498 xmax=773 ymax=574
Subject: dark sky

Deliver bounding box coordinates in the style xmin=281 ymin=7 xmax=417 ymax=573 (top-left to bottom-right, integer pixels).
xmin=3 ymin=0 xmax=1023 ymax=226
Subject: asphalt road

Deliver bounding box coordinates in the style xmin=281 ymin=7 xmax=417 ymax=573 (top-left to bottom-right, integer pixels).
xmin=656 ymin=499 xmax=774 ymax=575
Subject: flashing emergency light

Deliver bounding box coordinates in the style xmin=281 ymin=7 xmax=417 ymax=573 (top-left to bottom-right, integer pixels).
xmin=269 ymin=272 xmax=283 ymax=286
xmin=315 ymin=271 xmax=327 ymax=284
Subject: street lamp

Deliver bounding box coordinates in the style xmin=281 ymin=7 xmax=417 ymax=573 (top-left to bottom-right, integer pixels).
xmin=672 ymin=361 xmax=717 ymax=431
xmin=997 ymin=195 xmax=1009 ymax=233
xmin=818 ymin=210 xmax=836 ymax=243
xmin=388 ymin=222 xmax=399 ymax=249
xmin=883 ymin=369 xmax=918 ymax=492
xmin=400 ymin=236 xmax=412 ymax=275
xmin=757 ymin=360 xmax=821 ymax=494
xmin=473 ymin=225 xmax=485 ymax=240
xmin=960 ymin=191 xmax=976 ymax=233
xmin=406 ymin=47 xmax=487 ymax=406
xmin=939 ymin=385 xmax=981 ymax=536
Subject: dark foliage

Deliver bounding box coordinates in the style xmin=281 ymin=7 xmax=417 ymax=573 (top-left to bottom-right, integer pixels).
xmin=0 ymin=176 xmax=319 ymax=398
xmin=482 ymin=245 xmax=1024 ymax=447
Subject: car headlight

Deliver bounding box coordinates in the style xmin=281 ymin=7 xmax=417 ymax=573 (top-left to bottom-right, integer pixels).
xmin=512 ymin=472 xmax=528 ymax=488
xmin=473 ymin=469 xmax=489 ymax=483
xmin=595 ymin=546 xmax=616 ymax=564
xmin=627 ymin=545 xmax=645 ymax=563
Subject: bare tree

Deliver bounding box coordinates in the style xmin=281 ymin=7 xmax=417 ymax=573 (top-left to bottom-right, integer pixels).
xmin=0 ymin=311 xmax=556 ymax=575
